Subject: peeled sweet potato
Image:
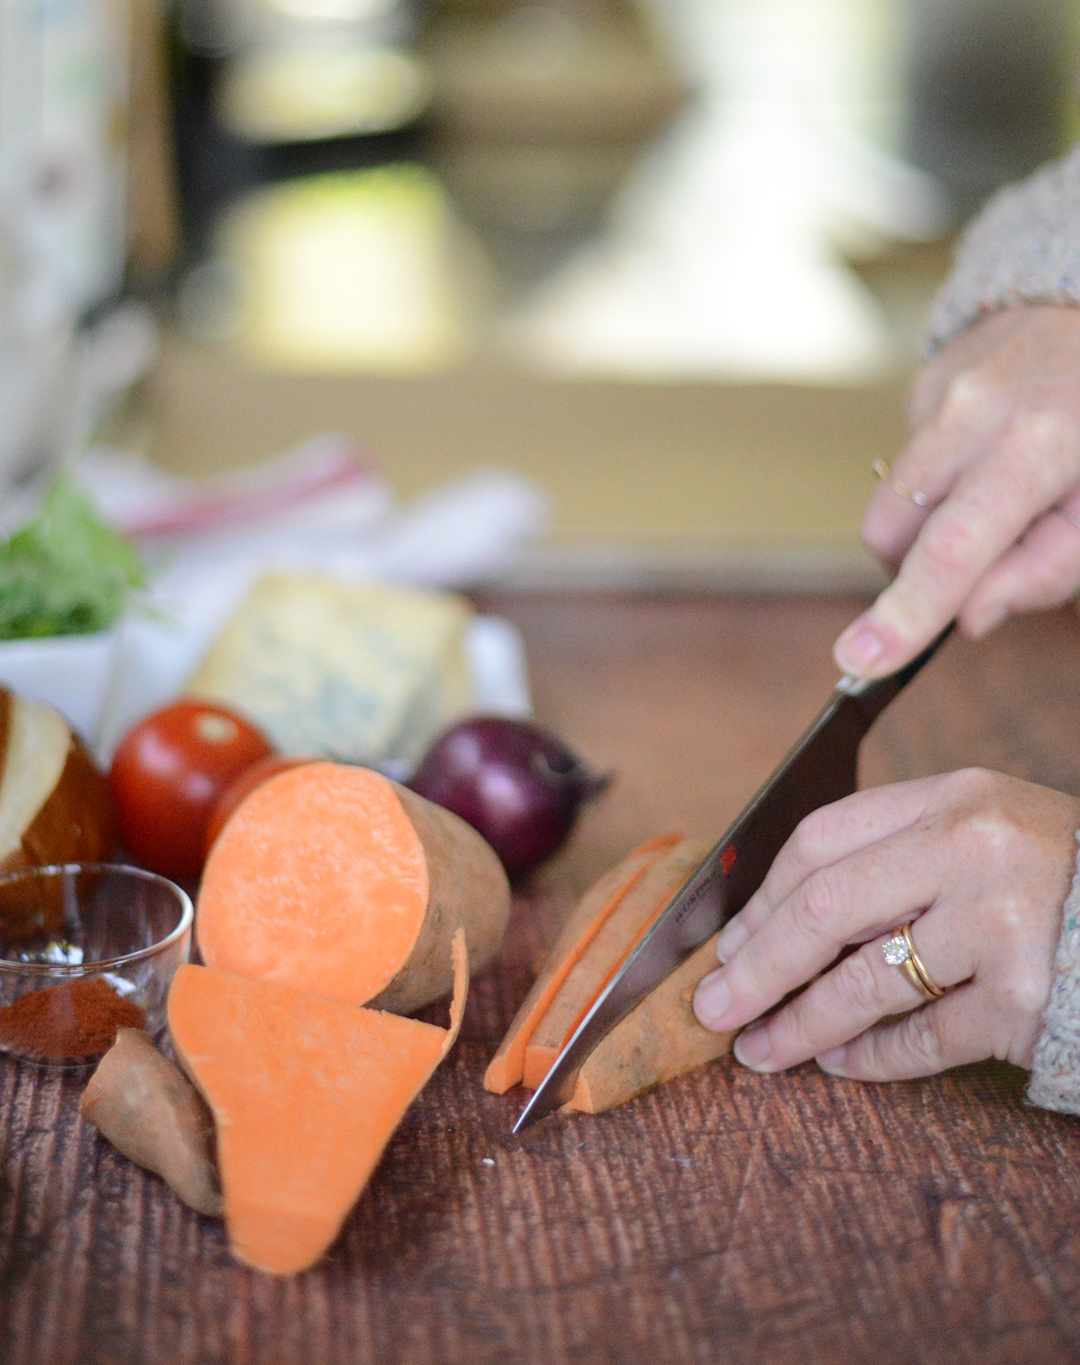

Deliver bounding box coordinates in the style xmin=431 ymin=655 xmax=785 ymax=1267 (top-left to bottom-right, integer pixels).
xmin=169 ymin=932 xmax=468 ymax=1275
xmin=487 ymin=837 xmax=736 ymax=1113
xmin=568 ymin=936 xmax=735 ymax=1113
xmin=485 ymin=833 xmax=681 ymax=1095
xmin=196 ymin=762 xmax=508 ymax=1012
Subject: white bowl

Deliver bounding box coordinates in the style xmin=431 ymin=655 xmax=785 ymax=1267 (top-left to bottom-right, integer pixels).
xmin=0 ymin=630 xmax=119 ymax=744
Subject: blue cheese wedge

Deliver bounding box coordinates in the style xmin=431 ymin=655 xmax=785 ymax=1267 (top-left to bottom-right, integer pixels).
xmin=186 ymin=573 xmax=474 ymax=765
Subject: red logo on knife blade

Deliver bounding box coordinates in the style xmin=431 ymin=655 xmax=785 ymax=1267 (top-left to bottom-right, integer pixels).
xmin=720 ymin=844 xmax=737 ymax=873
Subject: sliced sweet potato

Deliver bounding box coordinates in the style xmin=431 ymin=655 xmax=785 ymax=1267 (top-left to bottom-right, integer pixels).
xmin=568 ymin=937 xmax=736 ymax=1113
xmin=488 ymin=838 xmax=736 ymax=1113
xmin=483 ymin=833 xmax=681 ymax=1095
xmin=168 ymin=931 xmax=468 ymax=1275
xmin=521 ymin=838 xmax=711 ymax=1089
xmin=80 ymin=1027 xmax=222 ymax=1216
xmin=197 ymin=762 xmax=508 ymax=1012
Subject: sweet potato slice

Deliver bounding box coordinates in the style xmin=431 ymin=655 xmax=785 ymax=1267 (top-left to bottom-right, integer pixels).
xmin=483 ymin=833 xmax=681 ymax=1094
xmin=520 ymin=838 xmax=711 ymax=1089
xmin=80 ymin=1028 xmax=222 ymax=1216
xmin=488 ymin=838 xmax=736 ymax=1113
xmin=197 ymin=762 xmax=507 ymax=1012
xmin=568 ymin=937 xmax=736 ymax=1113
xmin=169 ymin=931 xmax=468 ymax=1276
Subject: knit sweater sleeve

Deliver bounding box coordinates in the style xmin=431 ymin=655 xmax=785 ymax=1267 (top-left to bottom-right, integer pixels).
xmin=924 ymin=143 xmax=1080 ymax=358
xmin=1028 ymin=835 xmax=1080 ymax=1115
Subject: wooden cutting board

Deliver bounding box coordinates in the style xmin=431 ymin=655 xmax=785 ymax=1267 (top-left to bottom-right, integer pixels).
xmin=3 ymin=593 xmax=1080 ymax=1365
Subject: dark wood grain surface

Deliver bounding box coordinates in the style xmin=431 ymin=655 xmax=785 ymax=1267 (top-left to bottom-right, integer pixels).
xmin=4 ymin=594 xmax=1080 ymax=1365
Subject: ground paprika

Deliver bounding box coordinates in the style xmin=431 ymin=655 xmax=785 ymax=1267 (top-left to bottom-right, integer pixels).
xmin=0 ymin=978 xmax=145 ymax=1060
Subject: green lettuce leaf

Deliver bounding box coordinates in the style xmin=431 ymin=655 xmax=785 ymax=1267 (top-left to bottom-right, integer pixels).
xmin=0 ymin=475 xmax=146 ymax=640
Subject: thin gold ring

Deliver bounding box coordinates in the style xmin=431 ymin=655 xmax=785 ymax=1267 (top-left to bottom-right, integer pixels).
xmin=872 ymin=458 xmax=932 ymax=509
xmin=881 ymin=922 xmax=946 ymax=1001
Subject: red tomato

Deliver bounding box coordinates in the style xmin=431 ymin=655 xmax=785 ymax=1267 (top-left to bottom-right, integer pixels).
xmin=203 ymin=754 xmax=314 ymax=860
xmin=109 ymin=701 xmax=274 ymax=879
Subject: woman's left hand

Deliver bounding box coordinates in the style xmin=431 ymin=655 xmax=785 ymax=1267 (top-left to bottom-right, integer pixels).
xmin=692 ymin=769 xmax=1080 ymax=1079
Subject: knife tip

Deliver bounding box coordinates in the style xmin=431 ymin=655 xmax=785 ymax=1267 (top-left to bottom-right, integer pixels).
xmin=511 ymin=1098 xmax=543 ymax=1135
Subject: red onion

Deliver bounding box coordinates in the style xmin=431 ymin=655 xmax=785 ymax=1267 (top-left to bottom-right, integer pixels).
xmin=408 ymin=717 xmax=611 ymax=878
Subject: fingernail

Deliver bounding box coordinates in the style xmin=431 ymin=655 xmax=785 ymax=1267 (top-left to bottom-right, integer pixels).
xmin=816 ymin=1045 xmax=847 ymax=1073
xmin=968 ymin=604 xmax=1008 ymax=639
xmin=716 ymin=919 xmax=748 ymax=964
xmin=834 ymin=621 xmax=885 ymax=674
xmin=693 ymin=972 xmax=730 ymax=1029
xmin=734 ymin=1024 xmax=773 ymax=1070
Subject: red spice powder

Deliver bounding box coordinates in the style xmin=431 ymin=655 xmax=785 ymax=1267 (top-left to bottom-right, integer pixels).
xmin=0 ymin=978 xmax=145 ymax=1059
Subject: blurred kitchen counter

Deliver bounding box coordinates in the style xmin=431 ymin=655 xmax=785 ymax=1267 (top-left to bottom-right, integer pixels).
xmin=143 ymin=328 xmax=912 ymax=593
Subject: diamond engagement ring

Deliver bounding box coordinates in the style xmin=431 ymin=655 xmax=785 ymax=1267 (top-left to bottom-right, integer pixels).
xmin=881 ymin=922 xmax=945 ymax=1001
xmin=872 ymin=458 xmax=932 ymax=508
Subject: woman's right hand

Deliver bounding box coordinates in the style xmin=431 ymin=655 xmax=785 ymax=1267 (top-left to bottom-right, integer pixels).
xmin=834 ymin=304 xmax=1080 ymax=678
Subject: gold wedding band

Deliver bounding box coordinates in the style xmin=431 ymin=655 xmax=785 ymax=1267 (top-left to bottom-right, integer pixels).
xmin=872 ymin=458 xmax=932 ymax=508
xmin=881 ymin=922 xmax=945 ymax=1001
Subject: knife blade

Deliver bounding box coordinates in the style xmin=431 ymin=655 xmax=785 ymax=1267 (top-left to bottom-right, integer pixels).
xmin=513 ymin=625 xmax=953 ymax=1133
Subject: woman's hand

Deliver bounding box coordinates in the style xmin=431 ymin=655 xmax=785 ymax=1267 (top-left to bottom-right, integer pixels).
xmin=835 ymin=305 xmax=1080 ymax=678
xmin=692 ymin=770 xmax=1080 ymax=1080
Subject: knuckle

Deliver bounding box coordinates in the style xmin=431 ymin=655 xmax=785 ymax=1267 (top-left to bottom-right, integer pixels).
xmin=796 ymin=871 xmax=842 ymax=938
xmin=832 ymin=951 xmax=886 ymax=1016
xmin=1001 ymin=405 xmax=1070 ymax=455
xmin=919 ymin=514 xmax=982 ymax=582
xmin=986 ymin=908 xmax=1052 ymax=1021
xmin=898 ymin=1008 xmax=947 ymax=1072
xmin=943 ymin=766 xmax=999 ymax=806
xmin=862 ymin=516 xmax=898 ymax=565
xmin=959 ymin=804 xmax=1026 ymax=864
xmin=789 ymin=807 xmax=832 ymax=870
xmin=939 ymin=370 xmax=987 ymax=423
xmin=993 ymin=964 xmax=1049 ymax=1023
xmin=1018 ymin=550 xmax=1080 ymax=605
xmin=991 ymin=897 xmax=1030 ymax=953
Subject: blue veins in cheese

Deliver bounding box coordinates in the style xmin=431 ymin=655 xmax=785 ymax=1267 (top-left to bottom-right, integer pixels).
xmin=186 ymin=573 xmax=474 ymax=765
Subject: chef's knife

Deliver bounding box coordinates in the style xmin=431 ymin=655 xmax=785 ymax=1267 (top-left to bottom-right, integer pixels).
xmin=513 ymin=625 xmax=953 ymax=1133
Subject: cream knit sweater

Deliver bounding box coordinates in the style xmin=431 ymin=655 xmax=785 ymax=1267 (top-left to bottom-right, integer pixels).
xmin=923 ymin=146 xmax=1080 ymax=1114
xmin=925 ymin=142 xmax=1080 ymax=357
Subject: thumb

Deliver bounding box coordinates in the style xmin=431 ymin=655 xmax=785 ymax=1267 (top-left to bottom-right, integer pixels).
xmin=833 ymin=576 xmax=950 ymax=677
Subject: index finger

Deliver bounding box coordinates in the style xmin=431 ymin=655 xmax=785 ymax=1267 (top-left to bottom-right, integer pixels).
xmin=715 ymin=777 xmax=937 ymax=963
xmin=836 ymin=418 xmax=1080 ymax=676
xmin=696 ymin=821 xmax=946 ymax=1033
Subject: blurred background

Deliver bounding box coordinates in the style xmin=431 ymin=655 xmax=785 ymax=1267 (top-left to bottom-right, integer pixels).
xmin=2 ymin=0 xmax=1079 ymax=591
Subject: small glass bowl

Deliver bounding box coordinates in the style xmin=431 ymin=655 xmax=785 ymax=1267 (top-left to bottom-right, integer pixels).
xmin=0 ymin=863 xmax=193 ymax=1067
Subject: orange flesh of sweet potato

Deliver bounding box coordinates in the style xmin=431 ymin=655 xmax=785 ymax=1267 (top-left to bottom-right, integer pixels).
xmin=488 ymin=838 xmax=736 ymax=1113
xmin=569 ymin=936 xmax=736 ymax=1114
xmin=196 ymin=762 xmax=507 ymax=1012
xmin=520 ymin=838 xmax=712 ymax=1089
xmin=168 ymin=931 xmax=467 ymax=1276
xmin=483 ymin=834 xmax=681 ymax=1095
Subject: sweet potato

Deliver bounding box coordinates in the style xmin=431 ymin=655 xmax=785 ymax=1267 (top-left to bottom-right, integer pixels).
xmin=568 ymin=937 xmax=736 ymax=1113
xmin=168 ymin=931 xmax=468 ymax=1275
xmin=484 ymin=834 xmax=680 ymax=1095
xmin=487 ymin=838 xmax=736 ymax=1113
xmin=196 ymin=762 xmax=508 ymax=1012
xmin=521 ymin=838 xmax=712 ymax=1090
xmin=80 ymin=1028 xmax=222 ymax=1216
